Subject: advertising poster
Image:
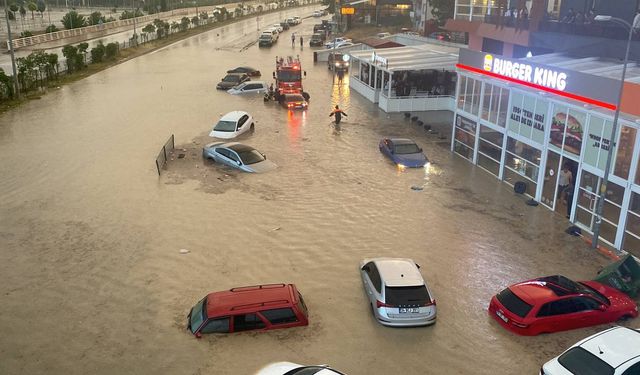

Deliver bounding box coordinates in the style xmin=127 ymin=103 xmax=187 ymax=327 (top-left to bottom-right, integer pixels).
xmin=550 ymin=111 xmax=583 ymax=155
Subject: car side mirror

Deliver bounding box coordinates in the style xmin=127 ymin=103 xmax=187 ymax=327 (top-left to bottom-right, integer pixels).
xmin=195 ymin=332 xmax=202 ymax=339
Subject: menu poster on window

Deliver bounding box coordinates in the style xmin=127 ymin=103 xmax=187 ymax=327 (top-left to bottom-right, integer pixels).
xmin=456 ymin=114 xmax=477 ymax=133
xmin=510 ymin=102 xmax=545 ymax=140
xmin=550 ymin=112 xmax=583 ymax=155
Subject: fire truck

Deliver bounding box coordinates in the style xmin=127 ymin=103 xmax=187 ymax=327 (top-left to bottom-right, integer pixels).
xmin=272 ymin=55 xmax=310 ymax=105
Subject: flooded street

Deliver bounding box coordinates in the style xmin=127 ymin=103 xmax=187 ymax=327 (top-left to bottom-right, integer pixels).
xmin=0 ymin=10 xmax=637 ymax=375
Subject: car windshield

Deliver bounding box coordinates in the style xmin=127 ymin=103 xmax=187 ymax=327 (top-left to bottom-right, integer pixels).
xmin=237 ymin=149 xmax=265 ymax=165
xmin=578 ymin=282 xmax=611 ymax=305
xmin=189 ymin=297 xmax=207 ymax=333
xmin=558 ymin=347 xmax=614 ymax=375
xmin=214 ymin=120 xmax=237 ymax=132
xmin=277 ymin=70 xmax=302 ymax=82
xmin=223 ymin=75 xmax=240 ymax=82
xmin=287 ymin=95 xmax=305 ymax=102
xmin=260 ymin=35 xmax=271 ymax=40
xmin=385 ymin=285 xmax=430 ymax=306
xmin=284 ymin=367 xmax=344 ymax=375
xmin=496 ymin=288 xmax=533 ymax=318
xmin=394 ymin=143 xmax=421 ymax=154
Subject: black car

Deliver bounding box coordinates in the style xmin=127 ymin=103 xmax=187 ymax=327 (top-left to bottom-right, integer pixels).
xmin=281 ymin=93 xmax=308 ymax=110
xmin=226 ymin=66 xmax=261 ymax=77
xmin=309 ymin=33 xmax=325 ymax=47
xmin=280 ymin=22 xmax=290 ymax=30
xmin=216 ymin=73 xmax=250 ymax=90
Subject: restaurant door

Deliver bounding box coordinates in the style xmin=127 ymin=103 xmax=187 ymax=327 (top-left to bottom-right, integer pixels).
xmin=541 ymin=150 xmax=561 ymax=210
xmin=575 ymin=169 xmax=624 ymax=245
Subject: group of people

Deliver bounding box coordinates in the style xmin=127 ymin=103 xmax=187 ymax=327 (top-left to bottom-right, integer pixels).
xmin=291 ymin=33 xmax=304 ymax=48
xmin=560 ymin=8 xmax=596 ymax=24
xmin=502 ymin=6 xmax=529 ymax=28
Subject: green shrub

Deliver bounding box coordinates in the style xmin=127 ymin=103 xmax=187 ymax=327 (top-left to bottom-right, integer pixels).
xmin=105 ymin=42 xmax=119 ymax=59
xmin=90 ymin=42 xmax=105 ymax=63
xmin=45 ymin=24 xmax=58 ymax=33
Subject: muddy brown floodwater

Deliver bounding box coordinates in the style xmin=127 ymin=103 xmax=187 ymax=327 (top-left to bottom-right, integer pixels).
xmin=0 ymin=7 xmax=637 ymax=375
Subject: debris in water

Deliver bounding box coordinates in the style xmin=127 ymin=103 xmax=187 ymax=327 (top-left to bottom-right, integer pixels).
xmin=272 ymin=227 xmax=281 ymax=231
xmin=179 ymin=249 xmax=190 ymax=254
xmin=177 ymin=154 xmax=185 ymax=159
xmin=411 ymin=186 xmax=424 ymax=191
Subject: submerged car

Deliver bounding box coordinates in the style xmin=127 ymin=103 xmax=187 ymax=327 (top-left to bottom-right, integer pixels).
xmin=324 ymin=38 xmax=353 ymax=49
xmin=216 ymin=73 xmax=250 ymax=90
xmin=226 ymin=66 xmax=261 ymax=77
xmin=328 ymin=52 xmax=349 ymax=71
xmin=227 ymin=81 xmax=269 ymax=95
xmin=209 ymin=111 xmax=254 ymax=139
xmin=540 ymin=326 xmax=640 ymax=375
xmin=489 ymin=275 xmax=639 ymax=336
xmin=257 ymin=362 xmax=346 ymax=375
xmin=309 ymin=33 xmax=325 ymax=47
xmin=378 ymin=138 xmax=428 ymax=168
xmin=281 ymin=93 xmax=308 ymax=110
xmin=202 ymin=142 xmax=277 ymax=173
xmin=360 ymin=257 xmax=437 ymax=327
xmin=187 ymin=284 xmax=308 ymax=337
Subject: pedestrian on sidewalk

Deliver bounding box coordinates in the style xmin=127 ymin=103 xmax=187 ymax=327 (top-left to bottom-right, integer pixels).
xmin=300 ymin=35 xmax=304 ymax=47
xmin=291 ymin=33 xmax=295 ymax=47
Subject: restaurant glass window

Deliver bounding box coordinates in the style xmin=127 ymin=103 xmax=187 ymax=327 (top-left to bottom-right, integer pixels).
xmin=584 ymin=116 xmax=621 ymax=173
xmin=575 ymin=171 xmax=622 ymax=245
xmin=457 ymin=75 xmax=481 ymax=116
xmin=623 ymin=192 xmax=640 ymax=256
xmin=508 ymin=92 xmax=523 ymax=133
xmin=481 ymin=83 xmax=493 ymax=121
xmin=508 ymin=92 xmax=547 ymax=145
xmin=472 ymin=78 xmax=481 ymax=115
xmin=454 ymin=114 xmax=477 ymax=161
xmin=457 ymin=75 xmax=467 ymax=110
xmin=481 ymin=83 xmax=509 ymax=128
xmin=478 ymin=125 xmax=504 ymax=176
xmin=503 ymin=137 xmax=541 ymax=191
xmin=549 ymin=104 xmax=586 ymax=157
xmin=613 ymin=126 xmax=636 ymax=180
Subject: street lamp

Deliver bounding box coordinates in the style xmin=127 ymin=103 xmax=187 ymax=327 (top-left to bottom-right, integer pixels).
xmin=591 ymin=15 xmax=636 ymax=249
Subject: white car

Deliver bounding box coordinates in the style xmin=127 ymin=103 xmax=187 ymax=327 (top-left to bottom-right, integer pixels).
xmin=227 ymin=81 xmax=269 ymax=95
xmin=271 ymin=23 xmax=284 ymax=33
xmin=312 ymin=10 xmax=322 ymax=17
xmin=376 ymin=32 xmax=391 ymax=38
xmin=209 ymin=111 xmax=254 ymax=139
xmin=256 ymin=362 xmax=345 ymax=375
xmin=541 ymin=326 xmax=640 ymax=375
xmin=360 ymin=257 xmax=437 ymax=327
xmin=292 ymin=16 xmax=301 ymax=24
xmin=324 ymin=38 xmax=352 ymax=49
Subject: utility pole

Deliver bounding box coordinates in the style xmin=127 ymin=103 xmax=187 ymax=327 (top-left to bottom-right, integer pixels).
xmin=4 ymin=0 xmax=20 ymax=97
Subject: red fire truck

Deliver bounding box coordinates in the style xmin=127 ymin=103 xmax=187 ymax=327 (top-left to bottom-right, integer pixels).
xmin=272 ymin=55 xmax=310 ymax=105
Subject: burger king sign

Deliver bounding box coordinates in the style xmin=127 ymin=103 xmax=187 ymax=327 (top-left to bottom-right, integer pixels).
xmin=483 ymin=54 xmax=567 ymax=91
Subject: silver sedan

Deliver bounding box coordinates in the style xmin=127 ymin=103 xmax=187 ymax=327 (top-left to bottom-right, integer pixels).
xmin=202 ymin=142 xmax=277 ymax=173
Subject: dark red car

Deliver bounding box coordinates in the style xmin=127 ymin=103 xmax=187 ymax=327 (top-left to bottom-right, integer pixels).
xmin=488 ymin=275 xmax=638 ymax=336
xmin=187 ymin=283 xmax=309 ymax=337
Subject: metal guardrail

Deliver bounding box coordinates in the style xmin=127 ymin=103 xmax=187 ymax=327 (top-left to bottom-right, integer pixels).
xmin=6 ymin=8 xmax=193 ymax=50
xmin=155 ymin=134 xmax=175 ymax=175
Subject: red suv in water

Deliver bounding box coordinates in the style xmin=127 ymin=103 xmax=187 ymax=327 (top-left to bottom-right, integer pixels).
xmin=488 ymin=275 xmax=638 ymax=336
xmin=187 ymin=283 xmax=309 ymax=337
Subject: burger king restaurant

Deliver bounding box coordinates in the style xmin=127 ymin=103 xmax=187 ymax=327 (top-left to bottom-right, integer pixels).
xmin=453 ymin=48 xmax=640 ymax=255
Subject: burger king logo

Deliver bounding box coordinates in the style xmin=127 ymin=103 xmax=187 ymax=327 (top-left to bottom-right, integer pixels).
xmin=483 ymin=54 xmax=493 ymax=71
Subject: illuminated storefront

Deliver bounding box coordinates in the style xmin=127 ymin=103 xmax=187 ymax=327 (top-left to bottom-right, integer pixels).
xmin=453 ymin=48 xmax=640 ymax=255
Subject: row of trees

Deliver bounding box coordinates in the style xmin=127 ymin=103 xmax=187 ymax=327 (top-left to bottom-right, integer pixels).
xmin=5 ymin=1 xmax=46 ymax=21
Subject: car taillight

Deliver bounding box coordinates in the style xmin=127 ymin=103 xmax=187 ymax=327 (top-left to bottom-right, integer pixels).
xmin=424 ymin=299 xmax=436 ymax=307
xmin=511 ymin=321 xmax=529 ymax=328
xmin=376 ymin=300 xmax=393 ymax=308
xmin=288 ymin=103 xmax=293 ymax=108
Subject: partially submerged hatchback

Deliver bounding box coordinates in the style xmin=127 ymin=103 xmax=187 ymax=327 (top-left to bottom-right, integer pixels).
xmin=360 ymin=257 xmax=436 ymax=327
xmin=187 ymin=283 xmax=309 ymax=337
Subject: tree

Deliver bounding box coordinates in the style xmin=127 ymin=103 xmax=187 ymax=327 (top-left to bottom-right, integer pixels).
xmin=170 ymin=21 xmax=179 ymax=33
xmin=9 ymin=4 xmax=18 ymax=13
xmin=27 ymin=2 xmax=36 ymax=19
xmin=430 ymin=0 xmax=454 ymax=26
xmin=199 ymin=11 xmax=207 ymax=20
xmin=20 ymin=30 xmax=33 ymax=37
xmin=77 ymin=42 xmax=88 ymax=66
xmin=142 ymin=22 xmax=155 ymax=41
xmin=19 ymin=5 xmax=26 ymax=20
xmin=180 ymin=16 xmax=190 ymax=30
xmin=105 ymin=42 xmax=118 ymax=59
xmin=61 ymin=11 xmax=86 ymax=29
xmin=36 ymin=0 xmax=46 ymax=17
xmin=90 ymin=42 xmax=105 ymax=63
xmin=61 ymin=44 xmax=78 ymax=73
xmin=0 ymin=68 xmax=16 ymax=100
xmin=88 ymin=11 xmax=104 ymax=25
xmin=45 ymin=24 xmax=58 ymax=33
xmin=191 ymin=15 xmax=199 ymax=26
xmin=234 ymin=6 xmax=241 ymax=17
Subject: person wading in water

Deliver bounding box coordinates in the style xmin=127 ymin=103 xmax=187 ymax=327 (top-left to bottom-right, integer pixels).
xmin=329 ymin=105 xmax=347 ymax=124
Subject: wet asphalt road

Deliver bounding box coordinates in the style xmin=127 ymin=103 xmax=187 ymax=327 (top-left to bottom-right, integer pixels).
xmin=0 ymin=7 xmax=638 ymax=375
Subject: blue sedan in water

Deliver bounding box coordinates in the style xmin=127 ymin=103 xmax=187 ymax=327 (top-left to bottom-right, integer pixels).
xmin=202 ymin=142 xmax=277 ymax=173
xmin=379 ymin=138 xmax=428 ymax=168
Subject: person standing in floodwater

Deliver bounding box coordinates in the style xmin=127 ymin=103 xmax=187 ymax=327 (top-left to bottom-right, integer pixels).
xmin=329 ymin=105 xmax=347 ymax=124
xmin=291 ymin=33 xmax=295 ymax=47
xmin=300 ymin=35 xmax=304 ymax=48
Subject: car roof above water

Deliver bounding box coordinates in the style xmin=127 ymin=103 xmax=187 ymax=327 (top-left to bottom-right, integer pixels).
xmin=205 ymin=284 xmax=297 ymax=317
xmin=577 ymin=326 xmax=640 ymax=367
xmin=219 ymin=111 xmax=249 ymax=122
xmin=368 ymin=257 xmax=424 ymax=287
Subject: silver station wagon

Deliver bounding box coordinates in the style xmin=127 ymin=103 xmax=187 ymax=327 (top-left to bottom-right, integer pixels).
xmin=360 ymin=257 xmax=437 ymax=327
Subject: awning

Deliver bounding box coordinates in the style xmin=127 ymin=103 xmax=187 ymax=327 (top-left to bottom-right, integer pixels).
xmin=349 ymin=43 xmax=459 ymax=72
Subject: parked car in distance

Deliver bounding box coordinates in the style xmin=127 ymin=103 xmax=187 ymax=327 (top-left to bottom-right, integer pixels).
xmin=360 ymin=257 xmax=437 ymax=327
xmin=489 ymin=275 xmax=639 ymax=336
xmin=328 ymin=52 xmax=349 ymax=71
xmin=325 ymin=37 xmax=352 ymax=49
xmin=312 ymin=10 xmax=322 ymax=17
xmin=376 ymin=32 xmax=391 ymax=38
xmin=209 ymin=111 xmax=254 ymax=139
xmin=271 ymin=23 xmax=284 ymax=33
xmin=227 ymin=81 xmax=269 ymax=95
xmin=281 ymin=93 xmax=308 ymax=110
xmin=217 ymin=73 xmax=250 ymax=90
xmin=280 ymin=21 xmax=290 ymax=30
xmin=379 ymin=138 xmax=428 ymax=168
xmin=257 ymin=362 xmax=346 ymax=375
xmin=428 ymin=31 xmax=451 ymax=41
xmin=309 ymin=33 xmax=325 ymax=46
xmin=202 ymin=142 xmax=276 ymax=173
xmin=541 ymin=326 xmax=640 ymax=375
xmin=227 ymin=66 xmax=261 ymax=77
xmin=285 ymin=17 xmax=296 ymax=26
xmin=292 ymin=16 xmax=302 ymax=24
xmin=187 ymin=284 xmax=308 ymax=337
